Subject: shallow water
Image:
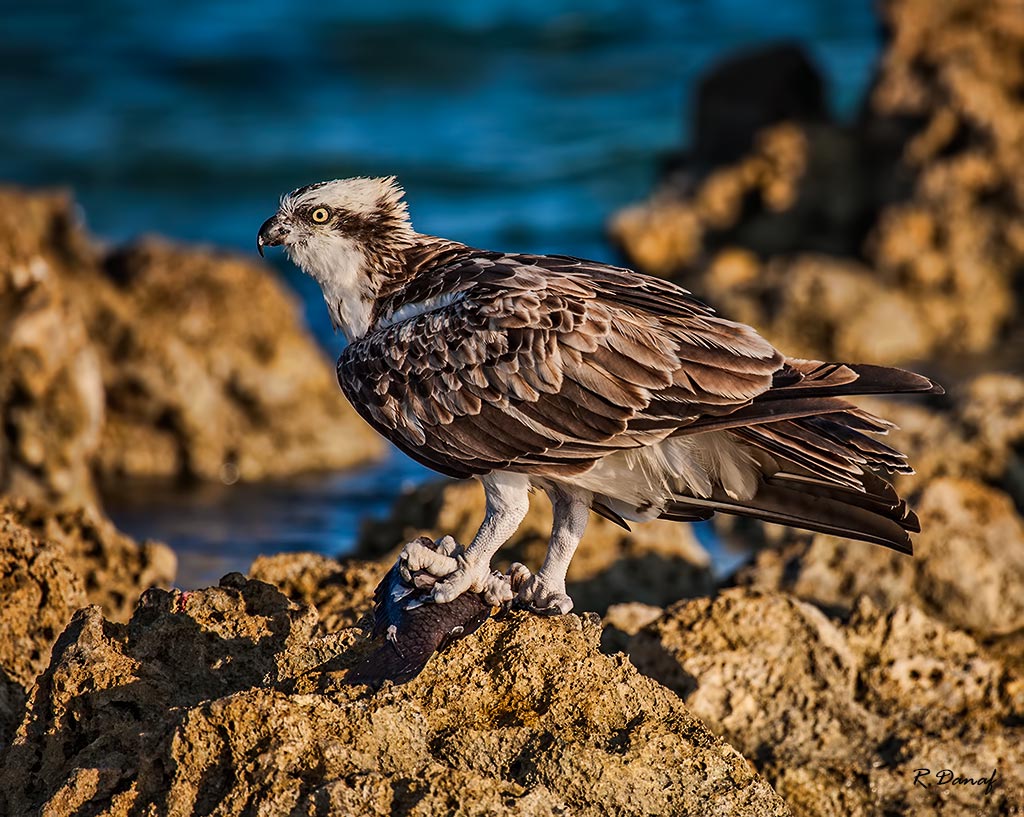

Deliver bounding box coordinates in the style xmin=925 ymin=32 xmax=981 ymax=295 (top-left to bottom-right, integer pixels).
xmin=2 ymin=1 xmax=880 ymax=583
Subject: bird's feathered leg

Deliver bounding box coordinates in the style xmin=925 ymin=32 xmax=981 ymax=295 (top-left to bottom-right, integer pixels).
xmin=417 ymin=471 xmax=531 ymax=606
xmin=511 ymin=484 xmax=591 ymax=615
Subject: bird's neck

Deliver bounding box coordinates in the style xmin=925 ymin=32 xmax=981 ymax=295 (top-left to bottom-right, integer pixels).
xmin=292 ymin=235 xmax=376 ymax=341
xmin=296 ymin=229 xmax=429 ymax=342
xmin=366 ymin=235 xmax=473 ymax=327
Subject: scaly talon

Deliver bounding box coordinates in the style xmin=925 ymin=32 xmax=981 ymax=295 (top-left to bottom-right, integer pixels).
xmin=432 ymin=555 xmax=480 ymax=604
xmin=515 ymin=574 xmax=574 ymax=616
xmin=400 ymin=536 xmax=462 ymax=581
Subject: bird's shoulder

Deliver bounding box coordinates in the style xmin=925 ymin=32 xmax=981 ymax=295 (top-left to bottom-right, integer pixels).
xmin=365 ymin=242 xmax=721 ymax=340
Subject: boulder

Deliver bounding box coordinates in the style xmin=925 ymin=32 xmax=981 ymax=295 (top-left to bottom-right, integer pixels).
xmin=0 ymin=574 xmax=790 ymax=817
xmin=0 ymin=194 xmax=105 ymax=508
xmin=3 ymin=496 xmax=176 ymax=623
xmin=0 ymin=504 xmax=87 ymax=747
xmin=734 ymin=478 xmax=1024 ymax=637
xmin=0 ymin=187 xmax=383 ymax=507
xmin=609 ymin=0 xmax=1024 ymax=368
xmin=627 ymin=589 xmax=1023 ymax=816
xmin=249 ymin=551 xmax=385 ymax=632
xmin=0 ymin=496 xmax=174 ymax=748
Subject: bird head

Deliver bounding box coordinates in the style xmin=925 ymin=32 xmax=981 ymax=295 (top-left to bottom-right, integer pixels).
xmin=257 ymin=176 xmax=416 ymax=338
xmin=257 ymin=175 xmax=413 ymax=261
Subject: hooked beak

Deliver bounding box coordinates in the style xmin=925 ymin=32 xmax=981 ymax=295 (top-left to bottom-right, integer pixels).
xmin=257 ymin=213 xmax=288 ymax=257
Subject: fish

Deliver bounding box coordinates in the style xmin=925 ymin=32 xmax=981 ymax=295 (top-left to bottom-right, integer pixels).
xmin=347 ymin=536 xmax=495 ymax=685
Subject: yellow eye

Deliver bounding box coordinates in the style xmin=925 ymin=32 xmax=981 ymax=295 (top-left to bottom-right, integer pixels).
xmin=311 ymin=207 xmax=330 ymax=223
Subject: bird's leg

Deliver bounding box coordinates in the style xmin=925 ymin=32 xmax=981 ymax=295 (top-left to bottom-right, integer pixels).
xmin=411 ymin=472 xmax=531 ymax=606
xmin=511 ymin=485 xmax=590 ymax=615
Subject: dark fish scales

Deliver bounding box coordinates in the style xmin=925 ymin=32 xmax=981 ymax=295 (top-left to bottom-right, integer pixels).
xmin=348 ymin=537 xmax=492 ymax=686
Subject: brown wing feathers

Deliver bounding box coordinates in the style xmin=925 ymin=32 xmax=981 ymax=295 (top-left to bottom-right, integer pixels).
xmin=340 ymin=247 xmax=939 ymax=554
xmin=341 ymin=251 xmax=780 ymax=479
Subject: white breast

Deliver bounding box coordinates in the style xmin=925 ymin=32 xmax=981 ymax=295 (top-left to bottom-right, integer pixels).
xmin=287 ymin=235 xmax=374 ymax=341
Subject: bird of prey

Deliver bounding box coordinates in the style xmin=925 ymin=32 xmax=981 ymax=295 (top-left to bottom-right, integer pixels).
xmin=258 ymin=176 xmax=941 ymax=615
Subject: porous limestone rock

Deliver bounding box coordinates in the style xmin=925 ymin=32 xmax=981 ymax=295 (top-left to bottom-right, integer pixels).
xmin=0 ymin=195 xmax=105 ymax=508
xmin=3 ymin=496 xmax=176 ymax=623
xmin=0 ymin=497 xmax=174 ymax=748
xmin=734 ymin=476 xmax=1024 ymax=637
xmin=0 ymin=504 xmax=87 ymax=747
xmin=627 ymin=589 xmax=1023 ymax=816
xmin=0 ymin=186 xmax=382 ymax=507
xmin=0 ymin=574 xmax=790 ymax=817
xmin=609 ymin=0 xmax=1024 ymax=367
xmin=249 ymin=551 xmax=385 ymax=632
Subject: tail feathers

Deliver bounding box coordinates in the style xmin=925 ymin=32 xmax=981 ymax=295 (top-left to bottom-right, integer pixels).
xmin=664 ymin=475 xmax=916 ymax=555
xmin=769 ymin=360 xmax=944 ymax=399
xmin=766 ymin=471 xmax=920 ymax=533
xmin=672 ymin=360 xmax=941 ymax=441
xmin=659 ymin=506 xmax=716 ymax=524
xmin=732 ymin=414 xmax=910 ymax=492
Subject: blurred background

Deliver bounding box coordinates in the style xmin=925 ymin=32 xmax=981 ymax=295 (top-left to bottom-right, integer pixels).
xmin=7 ymin=4 xmax=1024 ymax=807
xmin=0 ymin=1 xmax=886 ymax=584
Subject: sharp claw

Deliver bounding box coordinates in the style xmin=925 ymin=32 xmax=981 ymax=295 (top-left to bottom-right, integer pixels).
xmin=507 ymin=562 xmax=533 ymax=592
xmin=513 ymin=573 xmax=574 ymax=616
xmin=411 ymin=573 xmax=437 ymax=590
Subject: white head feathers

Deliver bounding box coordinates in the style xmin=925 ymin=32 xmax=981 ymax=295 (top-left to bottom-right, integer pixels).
xmin=264 ymin=176 xmax=417 ymax=341
xmin=280 ymin=175 xmax=410 ymax=223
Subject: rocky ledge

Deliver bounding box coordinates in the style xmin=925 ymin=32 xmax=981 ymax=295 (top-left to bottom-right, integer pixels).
xmin=0 ymin=572 xmax=789 ymax=817
xmin=609 ymin=0 xmax=1024 ymax=367
xmin=2 ymin=532 xmax=1021 ymax=816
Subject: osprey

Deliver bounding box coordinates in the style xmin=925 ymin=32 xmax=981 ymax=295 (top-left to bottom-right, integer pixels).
xmin=258 ymin=176 xmax=941 ymax=615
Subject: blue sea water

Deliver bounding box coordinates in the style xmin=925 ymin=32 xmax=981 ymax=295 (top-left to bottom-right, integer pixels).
xmin=1 ymin=0 xmax=881 ymax=587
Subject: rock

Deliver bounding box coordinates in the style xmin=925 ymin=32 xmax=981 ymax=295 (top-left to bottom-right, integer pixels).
xmin=601 ymin=601 xmax=664 ymax=655
xmin=359 ymin=479 xmax=713 ymax=614
xmin=734 ymin=477 xmax=1024 ymax=637
xmin=0 ymin=186 xmax=383 ymax=506
xmin=0 ymin=496 xmax=174 ymax=748
xmin=686 ymin=43 xmax=827 ymax=169
xmin=249 ymin=551 xmax=386 ymax=632
xmin=609 ymin=0 xmax=1024 ymax=367
xmin=857 ymin=373 xmax=1024 ymax=502
xmin=95 ymin=239 xmax=383 ymax=483
xmin=955 ymin=374 xmax=1024 ymax=494
xmin=3 ymin=496 xmax=176 ymax=623
xmin=627 ymin=589 xmax=1023 ymax=816
xmin=0 ymin=504 xmax=87 ymax=747
xmin=611 ymin=123 xmax=813 ymax=275
xmin=701 ymin=254 xmax=938 ymax=364
xmin=0 ymin=192 xmax=105 ymax=508
xmin=0 ymin=575 xmax=790 ymax=816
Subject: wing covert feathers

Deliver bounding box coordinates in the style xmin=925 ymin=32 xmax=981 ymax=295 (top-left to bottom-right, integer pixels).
xmin=339 ymin=248 xmax=783 ymax=478
xmin=339 ymin=243 xmax=937 ymax=553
